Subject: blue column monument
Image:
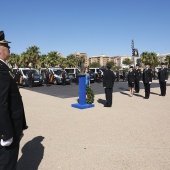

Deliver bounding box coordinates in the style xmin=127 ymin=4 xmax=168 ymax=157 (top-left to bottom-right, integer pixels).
xmin=71 ymin=74 xmax=94 ymax=109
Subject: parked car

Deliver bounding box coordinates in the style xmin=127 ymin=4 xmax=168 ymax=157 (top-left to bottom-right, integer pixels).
xmin=48 ymin=67 xmax=71 ymax=85
xmin=13 ymin=68 xmax=43 ymax=86
xmin=89 ymin=68 xmax=104 ymax=82
xmin=64 ymin=68 xmax=80 ymax=82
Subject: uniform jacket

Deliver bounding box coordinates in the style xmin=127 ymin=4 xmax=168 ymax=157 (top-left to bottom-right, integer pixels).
xmin=142 ymin=68 xmax=152 ymax=83
xmin=103 ymin=70 xmax=115 ymax=88
xmin=134 ymin=69 xmax=142 ymax=81
xmin=0 ymin=60 xmax=27 ymax=141
xmin=158 ymin=68 xmax=168 ymax=82
xmin=127 ymin=70 xmax=135 ymax=83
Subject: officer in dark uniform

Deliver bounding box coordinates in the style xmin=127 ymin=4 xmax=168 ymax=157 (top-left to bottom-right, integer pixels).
xmin=142 ymin=63 xmax=153 ymax=99
xmin=44 ymin=68 xmax=50 ymax=86
xmin=103 ymin=64 xmax=115 ymax=107
xmin=127 ymin=66 xmax=135 ymax=97
xmin=158 ymin=62 xmax=169 ymax=96
xmin=116 ymin=69 xmax=119 ymax=82
xmin=122 ymin=68 xmax=126 ymax=81
xmin=26 ymin=68 xmax=33 ymax=87
xmin=134 ymin=64 xmax=142 ymax=93
xmin=14 ymin=68 xmax=22 ymax=86
xmin=0 ymin=31 xmax=27 ymax=170
xmin=62 ymin=71 xmax=66 ymax=86
xmin=75 ymin=69 xmax=79 ymax=85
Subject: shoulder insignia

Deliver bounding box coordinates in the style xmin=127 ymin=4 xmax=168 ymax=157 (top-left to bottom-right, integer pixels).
xmin=9 ymin=71 xmax=14 ymax=78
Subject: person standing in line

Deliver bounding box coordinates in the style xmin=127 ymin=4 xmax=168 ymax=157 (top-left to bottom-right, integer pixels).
xmin=116 ymin=69 xmax=119 ymax=82
xmin=75 ymin=69 xmax=79 ymax=85
xmin=43 ymin=68 xmax=49 ymax=87
xmin=158 ymin=62 xmax=169 ymax=96
xmin=122 ymin=68 xmax=126 ymax=81
xmin=61 ymin=71 xmax=66 ymax=86
xmin=134 ymin=64 xmax=142 ymax=93
xmin=14 ymin=68 xmax=22 ymax=86
xmin=103 ymin=64 xmax=115 ymax=107
xmin=142 ymin=63 xmax=153 ymax=99
xmin=0 ymin=31 xmax=27 ymax=170
xmin=26 ymin=68 xmax=33 ymax=88
xmin=127 ymin=66 xmax=135 ymax=97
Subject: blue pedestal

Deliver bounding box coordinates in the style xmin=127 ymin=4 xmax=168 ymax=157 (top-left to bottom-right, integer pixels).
xmin=71 ymin=74 xmax=94 ymax=110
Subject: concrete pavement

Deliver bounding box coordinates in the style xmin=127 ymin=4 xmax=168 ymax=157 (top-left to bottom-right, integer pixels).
xmin=17 ymin=80 xmax=170 ymax=170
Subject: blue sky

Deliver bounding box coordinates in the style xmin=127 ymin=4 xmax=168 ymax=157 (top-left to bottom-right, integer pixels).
xmin=1 ymin=0 xmax=170 ymax=57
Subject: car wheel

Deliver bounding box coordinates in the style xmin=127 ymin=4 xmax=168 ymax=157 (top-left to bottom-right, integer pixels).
xmin=53 ymin=79 xmax=58 ymax=85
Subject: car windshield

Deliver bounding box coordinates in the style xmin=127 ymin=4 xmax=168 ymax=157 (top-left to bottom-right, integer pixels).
xmin=22 ymin=69 xmax=39 ymax=76
xmin=53 ymin=70 xmax=62 ymax=75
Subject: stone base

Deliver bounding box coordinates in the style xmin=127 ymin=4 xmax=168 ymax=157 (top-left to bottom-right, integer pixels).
xmin=71 ymin=103 xmax=95 ymax=110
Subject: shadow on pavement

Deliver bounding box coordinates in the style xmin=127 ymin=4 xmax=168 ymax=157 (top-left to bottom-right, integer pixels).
xmin=17 ymin=136 xmax=44 ymax=170
xmin=133 ymin=93 xmax=144 ymax=98
xmin=97 ymin=98 xmax=106 ymax=106
xmin=150 ymin=92 xmax=160 ymax=96
xmin=120 ymin=91 xmax=129 ymax=96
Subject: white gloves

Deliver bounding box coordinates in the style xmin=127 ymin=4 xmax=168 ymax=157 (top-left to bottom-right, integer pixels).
xmin=165 ymin=80 xmax=167 ymax=82
xmin=1 ymin=137 xmax=13 ymax=146
xmin=149 ymin=82 xmax=152 ymax=84
xmin=104 ymin=87 xmax=106 ymax=88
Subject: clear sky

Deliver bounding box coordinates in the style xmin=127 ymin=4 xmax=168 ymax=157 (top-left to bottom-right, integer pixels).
xmin=1 ymin=0 xmax=170 ymax=57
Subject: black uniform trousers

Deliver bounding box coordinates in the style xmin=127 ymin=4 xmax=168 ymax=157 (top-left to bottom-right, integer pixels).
xmin=105 ymin=88 xmax=113 ymax=107
xmin=144 ymin=83 xmax=150 ymax=98
xmin=134 ymin=80 xmax=140 ymax=93
xmin=160 ymin=81 xmax=166 ymax=96
xmin=28 ymin=78 xmax=33 ymax=87
xmin=0 ymin=137 xmax=20 ymax=170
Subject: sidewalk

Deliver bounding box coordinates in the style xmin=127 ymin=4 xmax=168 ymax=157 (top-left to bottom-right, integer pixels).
xmin=17 ymin=80 xmax=170 ymax=170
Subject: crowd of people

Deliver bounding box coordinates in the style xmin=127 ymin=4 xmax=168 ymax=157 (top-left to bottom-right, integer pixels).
xmin=103 ymin=62 xmax=169 ymax=107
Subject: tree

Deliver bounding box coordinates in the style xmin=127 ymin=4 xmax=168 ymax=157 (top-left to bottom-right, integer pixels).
xmin=106 ymin=61 xmax=115 ymax=68
xmin=165 ymin=55 xmax=170 ymax=68
xmin=122 ymin=58 xmax=133 ymax=66
xmin=25 ymin=46 xmax=40 ymax=68
xmin=77 ymin=56 xmax=85 ymax=74
xmin=58 ymin=58 xmax=68 ymax=68
xmin=38 ymin=54 xmax=48 ymax=68
xmin=140 ymin=51 xmax=160 ymax=69
xmin=20 ymin=52 xmax=30 ymax=67
xmin=90 ymin=62 xmax=101 ymax=68
xmin=46 ymin=51 xmax=60 ymax=67
xmin=66 ymin=54 xmax=78 ymax=67
xmin=8 ymin=53 xmax=20 ymax=68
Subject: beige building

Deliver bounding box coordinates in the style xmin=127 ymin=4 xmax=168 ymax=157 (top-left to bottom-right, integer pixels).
xmin=89 ymin=55 xmax=110 ymax=67
xmin=74 ymin=52 xmax=89 ymax=67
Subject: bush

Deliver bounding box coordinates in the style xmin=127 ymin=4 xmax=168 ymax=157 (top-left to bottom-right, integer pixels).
xmin=86 ymin=86 xmax=94 ymax=104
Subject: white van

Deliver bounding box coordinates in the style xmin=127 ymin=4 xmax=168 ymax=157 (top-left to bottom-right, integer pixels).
xmin=13 ymin=68 xmax=43 ymax=86
xmin=48 ymin=67 xmax=71 ymax=85
xmin=64 ymin=68 xmax=80 ymax=82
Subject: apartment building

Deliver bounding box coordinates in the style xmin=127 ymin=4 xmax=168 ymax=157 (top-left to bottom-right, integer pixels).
xmin=89 ymin=55 xmax=110 ymax=66
xmin=74 ymin=52 xmax=89 ymax=67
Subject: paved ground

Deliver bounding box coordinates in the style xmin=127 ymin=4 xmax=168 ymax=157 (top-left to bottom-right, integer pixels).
xmin=17 ymin=80 xmax=170 ymax=170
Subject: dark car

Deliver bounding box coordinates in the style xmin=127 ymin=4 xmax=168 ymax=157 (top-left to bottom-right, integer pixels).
xmin=89 ymin=70 xmax=95 ymax=83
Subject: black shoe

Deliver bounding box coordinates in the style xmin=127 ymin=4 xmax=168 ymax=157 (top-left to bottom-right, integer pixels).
xmin=143 ymin=97 xmax=149 ymax=99
xmin=104 ymin=105 xmax=111 ymax=107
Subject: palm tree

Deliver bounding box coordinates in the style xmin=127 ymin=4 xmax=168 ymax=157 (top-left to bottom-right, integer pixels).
xmin=165 ymin=55 xmax=170 ymax=68
xmin=46 ymin=51 xmax=60 ymax=67
xmin=122 ymin=58 xmax=133 ymax=66
xmin=66 ymin=54 xmax=78 ymax=67
xmin=140 ymin=51 xmax=159 ymax=69
xmin=25 ymin=46 xmax=40 ymax=68
xmin=8 ymin=53 xmax=20 ymax=68
xmin=38 ymin=54 xmax=48 ymax=68
xmin=20 ymin=52 xmax=30 ymax=67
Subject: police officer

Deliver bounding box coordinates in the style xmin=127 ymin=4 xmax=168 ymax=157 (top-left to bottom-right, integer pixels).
xmin=103 ymin=64 xmax=115 ymax=107
xmin=134 ymin=64 xmax=142 ymax=93
xmin=158 ymin=62 xmax=169 ymax=96
xmin=14 ymin=68 xmax=22 ymax=86
xmin=142 ymin=63 xmax=153 ymax=99
xmin=43 ymin=68 xmax=50 ymax=86
xmin=62 ymin=71 xmax=66 ymax=86
xmin=116 ymin=69 xmax=119 ymax=82
xmin=0 ymin=31 xmax=27 ymax=170
xmin=122 ymin=68 xmax=126 ymax=81
xmin=26 ymin=68 xmax=33 ymax=88
xmin=127 ymin=66 xmax=135 ymax=97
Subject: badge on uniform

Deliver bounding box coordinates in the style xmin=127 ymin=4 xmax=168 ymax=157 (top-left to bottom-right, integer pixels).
xmin=9 ymin=71 xmax=14 ymax=78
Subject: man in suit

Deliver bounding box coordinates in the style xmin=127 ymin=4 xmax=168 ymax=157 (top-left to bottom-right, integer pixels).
xmin=103 ymin=64 xmax=115 ymax=107
xmin=134 ymin=64 xmax=142 ymax=93
xmin=158 ymin=62 xmax=169 ymax=96
xmin=0 ymin=31 xmax=27 ymax=170
xmin=142 ymin=63 xmax=153 ymax=99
